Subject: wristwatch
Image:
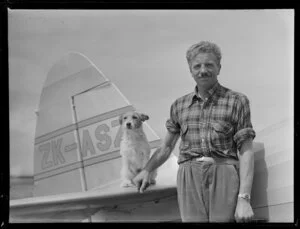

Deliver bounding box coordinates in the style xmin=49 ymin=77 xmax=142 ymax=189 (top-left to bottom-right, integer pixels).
xmin=238 ymin=193 xmax=251 ymax=201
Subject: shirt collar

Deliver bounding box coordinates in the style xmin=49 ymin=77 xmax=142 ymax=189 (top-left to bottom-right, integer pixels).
xmin=188 ymin=81 xmax=221 ymax=107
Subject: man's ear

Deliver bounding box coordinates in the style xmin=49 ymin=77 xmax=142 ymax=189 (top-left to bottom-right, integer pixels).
xmin=140 ymin=113 xmax=149 ymax=122
xmin=119 ymin=114 xmax=123 ymax=125
xmin=188 ymin=63 xmax=193 ymax=74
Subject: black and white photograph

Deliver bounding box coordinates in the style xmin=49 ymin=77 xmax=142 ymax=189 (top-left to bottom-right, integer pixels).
xmin=9 ymin=9 xmax=293 ymax=222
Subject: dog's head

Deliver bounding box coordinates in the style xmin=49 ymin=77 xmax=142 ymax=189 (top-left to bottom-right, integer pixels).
xmin=119 ymin=111 xmax=149 ymax=130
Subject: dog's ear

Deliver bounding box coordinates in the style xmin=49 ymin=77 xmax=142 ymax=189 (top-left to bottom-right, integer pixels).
xmin=119 ymin=114 xmax=123 ymax=125
xmin=140 ymin=113 xmax=149 ymax=122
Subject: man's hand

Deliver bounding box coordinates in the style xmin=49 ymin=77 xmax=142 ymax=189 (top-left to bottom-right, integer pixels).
xmin=132 ymin=170 xmax=151 ymax=193
xmin=234 ymin=198 xmax=254 ymax=223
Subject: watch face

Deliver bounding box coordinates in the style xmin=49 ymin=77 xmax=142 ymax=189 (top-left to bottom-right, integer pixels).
xmin=239 ymin=193 xmax=251 ymax=200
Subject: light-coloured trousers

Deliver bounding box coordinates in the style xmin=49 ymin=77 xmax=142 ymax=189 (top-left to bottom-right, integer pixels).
xmin=177 ymin=160 xmax=240 ymax=222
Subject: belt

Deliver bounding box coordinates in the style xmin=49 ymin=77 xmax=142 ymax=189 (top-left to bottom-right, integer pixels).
xmin=180 ymin=156 xmax=239 ymax=167
xmin=195 ymin=156 xmax=239 ymax=166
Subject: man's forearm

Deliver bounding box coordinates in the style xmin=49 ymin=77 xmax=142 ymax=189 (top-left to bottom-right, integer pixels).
xmin=235 ymin=140 xmax=255 ymax=222
xmin=238 ymin=140 xmax=255 ymax=195
xmin=143 ymin=132 xmax=179 ymax=173
xmin=143 ymin=146 xmax=173 ymax=172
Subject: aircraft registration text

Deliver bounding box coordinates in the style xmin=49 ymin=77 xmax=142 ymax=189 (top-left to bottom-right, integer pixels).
xmin=35 ymin=117 xmax=122 ymax=172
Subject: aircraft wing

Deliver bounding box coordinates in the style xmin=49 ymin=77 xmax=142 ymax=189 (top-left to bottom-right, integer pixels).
xmin=11 ymin=149 xmax=180 ymax=222
xmin=10 ymin=180 xmax=178 ymax=222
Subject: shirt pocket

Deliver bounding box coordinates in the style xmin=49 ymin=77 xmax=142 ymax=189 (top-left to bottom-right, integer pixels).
xmin=210 ymin=121 xmax=233 ymax=151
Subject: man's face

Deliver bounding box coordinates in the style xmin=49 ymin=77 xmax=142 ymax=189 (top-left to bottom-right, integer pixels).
xmin=189 ymin=52 xmax=221 ymax=90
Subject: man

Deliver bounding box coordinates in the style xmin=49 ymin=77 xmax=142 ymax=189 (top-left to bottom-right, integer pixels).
xmin=133 ymin=41 xmax=256 ymax=222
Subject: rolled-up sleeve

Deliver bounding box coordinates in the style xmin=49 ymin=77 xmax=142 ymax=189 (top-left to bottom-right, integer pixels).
xmin=166 ymin=102 xmax=180 ymax=134
xmin=233 ymin=95 xmax=256 ymax=150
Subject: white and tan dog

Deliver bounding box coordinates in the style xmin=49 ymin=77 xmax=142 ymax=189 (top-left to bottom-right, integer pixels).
xmin=119 ymin=111 xmax=157 ymax=187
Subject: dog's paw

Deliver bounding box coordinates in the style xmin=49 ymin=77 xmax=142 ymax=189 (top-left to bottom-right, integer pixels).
xmin=120 ymin=180 xmax=135 ymax=188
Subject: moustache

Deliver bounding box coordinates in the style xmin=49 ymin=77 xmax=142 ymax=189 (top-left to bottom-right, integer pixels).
xmin=196 ymin=73 xmax=211 ymax=78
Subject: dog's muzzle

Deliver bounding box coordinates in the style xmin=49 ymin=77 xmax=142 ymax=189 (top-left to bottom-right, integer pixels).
xmin=126 ymin=123 xmax=132 ymax=129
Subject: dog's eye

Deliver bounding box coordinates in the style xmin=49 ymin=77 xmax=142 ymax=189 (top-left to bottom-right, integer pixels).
xmin=123 ymin=117 xmax=127 ymax=120
xmin=132 ymin=116 xmax=138 ymax=119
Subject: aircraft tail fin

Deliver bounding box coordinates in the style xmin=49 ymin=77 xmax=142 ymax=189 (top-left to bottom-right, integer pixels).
xmin=33 ymin=53 xmax=161 ymax=196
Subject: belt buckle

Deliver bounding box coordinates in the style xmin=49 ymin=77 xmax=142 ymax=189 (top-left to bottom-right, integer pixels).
xmin=196 ymin=156 xmax=207 ymax=162
xmin=196 ymin=156 xmax=214 ymax=163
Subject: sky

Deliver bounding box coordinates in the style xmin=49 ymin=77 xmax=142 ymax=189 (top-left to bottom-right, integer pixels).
xmin=9 ymin=9 xmax=294 ymax=176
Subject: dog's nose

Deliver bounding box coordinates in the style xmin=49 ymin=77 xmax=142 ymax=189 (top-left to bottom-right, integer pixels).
xmin=126 ymin=123 xmax=131 ymax=128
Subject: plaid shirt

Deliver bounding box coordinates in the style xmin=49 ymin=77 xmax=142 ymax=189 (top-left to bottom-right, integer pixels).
xmin=166 ymin=82 xmax=256 ymax=164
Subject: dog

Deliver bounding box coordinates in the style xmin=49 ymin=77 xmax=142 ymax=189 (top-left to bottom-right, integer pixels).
xmin=119 ymin=111 xmax=157 ymax=187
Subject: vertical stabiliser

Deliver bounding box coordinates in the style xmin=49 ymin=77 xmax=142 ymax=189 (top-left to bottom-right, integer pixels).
xmin=33 ymin=52 xmax=161 ymax=196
